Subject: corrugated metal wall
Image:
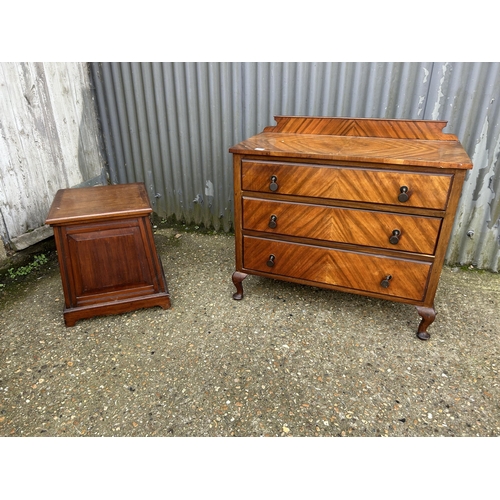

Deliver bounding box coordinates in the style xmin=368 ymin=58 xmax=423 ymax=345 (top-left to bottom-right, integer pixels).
xmin=90 ymin=62 xmax=500 ymax=272
xmin=0 ymin=62 xmax=106 ymax=250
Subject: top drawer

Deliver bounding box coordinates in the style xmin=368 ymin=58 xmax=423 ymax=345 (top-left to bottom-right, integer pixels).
xmin=241 ymin=160 xmax=453 ymax=210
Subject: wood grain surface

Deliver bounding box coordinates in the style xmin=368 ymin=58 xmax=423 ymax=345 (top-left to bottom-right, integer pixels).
xmin=263 ymin=115 xmax=457 ymax=140
xmin=242 ymin=197 xmax=441 ymax=254
xmin=230 ymin=116 xmax=473 ymax=169
xmin=46 ymin=183 xmax=152 ymax=225
xmin=242 ymin=236 xmax=431 ymax=301
xmin=241 ymin=160 xmax=453 ymax=210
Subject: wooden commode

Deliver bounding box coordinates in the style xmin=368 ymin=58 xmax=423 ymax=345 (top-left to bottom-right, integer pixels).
xmin=46 ymin=182 xmax=170 ymax=326
xmin=229 ymin=116 xmax=472 ymax=340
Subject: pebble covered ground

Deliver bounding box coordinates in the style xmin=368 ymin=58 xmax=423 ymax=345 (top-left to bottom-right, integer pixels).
xmin=1 ymin=222 xmax=499 ymax=438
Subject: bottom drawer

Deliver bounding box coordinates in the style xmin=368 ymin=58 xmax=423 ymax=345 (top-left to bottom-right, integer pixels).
xmin=243 ymin=236 xmax=432 ymax=301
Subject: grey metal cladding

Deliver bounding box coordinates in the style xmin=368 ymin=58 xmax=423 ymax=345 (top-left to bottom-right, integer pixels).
xmin=90 ymin=62 xmax=500 ymax=272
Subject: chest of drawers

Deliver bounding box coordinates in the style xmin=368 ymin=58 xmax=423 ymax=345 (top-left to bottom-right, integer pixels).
xmin=229 ymin=116 xmax=472 ymax=340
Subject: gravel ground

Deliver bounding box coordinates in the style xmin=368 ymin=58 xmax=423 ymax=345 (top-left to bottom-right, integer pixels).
xmin=1 ymin=221 xmax=499 ymax=438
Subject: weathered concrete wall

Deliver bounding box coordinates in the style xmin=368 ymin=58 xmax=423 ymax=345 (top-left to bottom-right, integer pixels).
xmin=0 ymin=62 xmax=106 ymax=264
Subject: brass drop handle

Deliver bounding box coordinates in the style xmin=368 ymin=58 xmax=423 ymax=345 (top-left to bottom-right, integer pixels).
xmin=266 ymin=254 xmax=276 ymax=267
xmin=268 ymin=215 xmax=278 ymax=229
xmin=389 ymin=229 xmax=401 ymax=244
xmin=380 ymin=275 xmax=392 ymax=288
xmin=269 ymin=175 xmax=278 ymax=192
xmin=398 ymin=186 xmax=410 ymax=202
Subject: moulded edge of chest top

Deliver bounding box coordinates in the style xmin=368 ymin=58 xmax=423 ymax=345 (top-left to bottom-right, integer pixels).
xmin=230 ymin=139 xmax=473 ymax=170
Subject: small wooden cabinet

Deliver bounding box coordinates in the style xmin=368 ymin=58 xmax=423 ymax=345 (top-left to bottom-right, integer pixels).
xmin=46 ymin=182 xmax=170 ymax=326
xmin=229 ymin=116 xmax=472 ymax=340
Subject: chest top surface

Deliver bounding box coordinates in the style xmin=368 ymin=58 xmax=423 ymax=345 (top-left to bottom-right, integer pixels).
xmin=229 ymin=116 xmax=473 ymax=169
xmin=45 ymin=182 xmax=152 ymax=225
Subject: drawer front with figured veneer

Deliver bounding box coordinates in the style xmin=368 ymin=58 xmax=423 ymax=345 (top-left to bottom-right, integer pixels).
xmin=242 ymin=160 xmax=452 ymax=210
xmin=243 ymin=236 xmax=432 ymax=301
xmin=243 ymin=197 xmax=442 ymax=254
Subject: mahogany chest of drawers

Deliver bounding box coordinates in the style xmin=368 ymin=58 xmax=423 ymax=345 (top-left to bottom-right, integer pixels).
xmin=46 ymin=182 xmax=171 ymax=326
xmin=229 ymin=116 xmax=472 ymax=340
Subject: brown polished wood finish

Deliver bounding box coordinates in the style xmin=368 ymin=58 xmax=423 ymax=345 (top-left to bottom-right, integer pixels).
xmin=46 ymin=183 xmax=170 ymax=326
xmin=230 ymin=116 xmax=472 ymax=340
xmin=242 ymin=197 xmax=442 ymax=254
xmin=242 ymin=161 xmax=453 ymax=209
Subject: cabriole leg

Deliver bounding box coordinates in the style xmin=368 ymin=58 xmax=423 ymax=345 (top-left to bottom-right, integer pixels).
xmin=415 ymin=306 xmax=436 ymax=340
xmin=232 ymin=271 xmax=247 ymax=300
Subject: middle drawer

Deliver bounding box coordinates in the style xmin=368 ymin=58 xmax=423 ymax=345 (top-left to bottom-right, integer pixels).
xmin=243 ymin=197 xmax=442 ymax=255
